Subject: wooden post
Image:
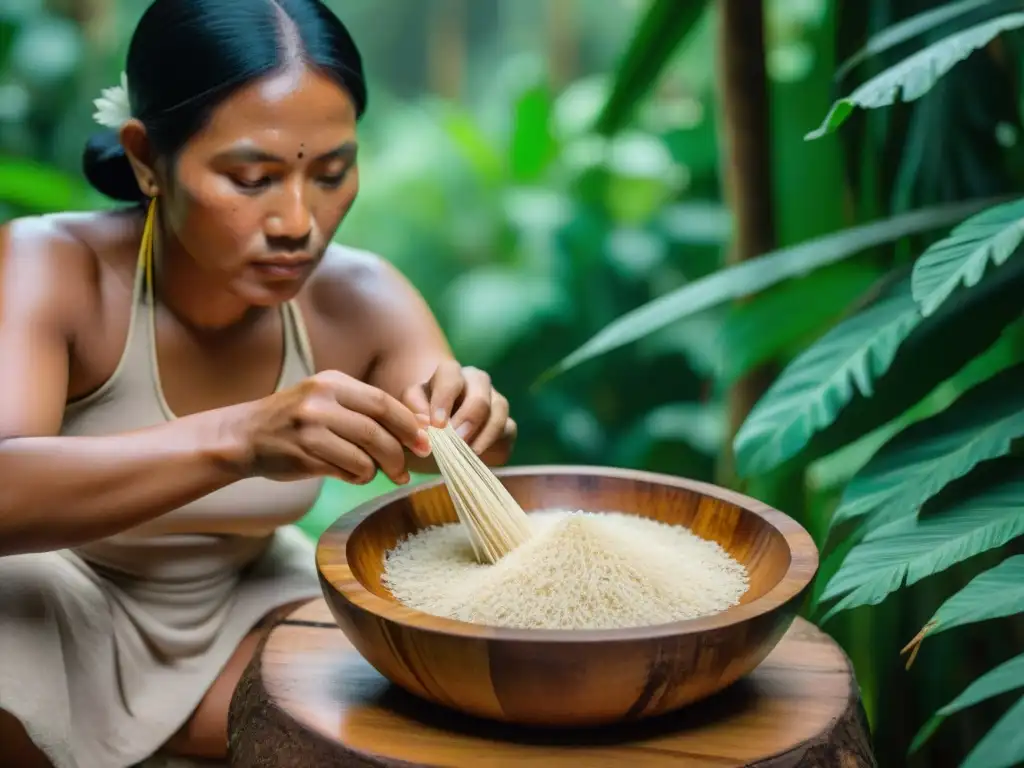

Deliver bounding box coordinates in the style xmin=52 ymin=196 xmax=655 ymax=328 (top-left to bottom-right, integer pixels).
xmin=714 ymin=0 xmax=778 ymax=486
xmin=427 ymin=0 xmax=466 ymax=100
xmin=547 ymin=0 xmax=577 ymax=90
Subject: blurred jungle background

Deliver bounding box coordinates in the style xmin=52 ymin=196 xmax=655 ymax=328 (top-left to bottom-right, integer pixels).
xmin=2 ymin=0 xmax=1023 ymax=765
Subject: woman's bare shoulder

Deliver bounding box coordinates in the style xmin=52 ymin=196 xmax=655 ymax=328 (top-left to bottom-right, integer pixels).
xmin=303 ymin=243 xmax=409 ymax=323
xmin=1 ymin=215 xmax=97 ymax=331
xmin=1 ymin=211 xmax=139 ymax=285
xmin=1 ymin=211 xmax=139 ymax=328
xmin=298 ymin=244 xmax=428 ymax=373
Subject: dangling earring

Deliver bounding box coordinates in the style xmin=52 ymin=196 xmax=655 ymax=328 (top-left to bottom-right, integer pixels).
xmin=139 ymin=197 xmax=158 ymax=291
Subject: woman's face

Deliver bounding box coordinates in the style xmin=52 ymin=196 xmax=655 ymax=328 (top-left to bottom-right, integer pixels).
xmin=157 ymin=66 xmax=359 ymax=306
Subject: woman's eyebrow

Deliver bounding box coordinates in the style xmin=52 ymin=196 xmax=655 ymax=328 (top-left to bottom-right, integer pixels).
xmin=213 ymin=141 xmax=357 ymax=164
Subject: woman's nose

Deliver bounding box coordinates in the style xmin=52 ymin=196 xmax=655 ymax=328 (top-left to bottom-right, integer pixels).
xmin=265 ymin=179 xmax=312 ymax=241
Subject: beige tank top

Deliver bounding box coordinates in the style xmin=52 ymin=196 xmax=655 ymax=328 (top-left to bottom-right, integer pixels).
xmin=63 ymin=210 xmax=325 ymax=575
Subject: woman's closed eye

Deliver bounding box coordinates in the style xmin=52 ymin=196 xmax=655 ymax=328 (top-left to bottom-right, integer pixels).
xmin=315 ymin=161 xmax=351 ymax=188
xmin=227 ymin=169 xmax=349 ymax=193
xmin=316 ymin=169 xmax=349 ymax=188
xmin=231 ymin=174 xmax=274 ymax=191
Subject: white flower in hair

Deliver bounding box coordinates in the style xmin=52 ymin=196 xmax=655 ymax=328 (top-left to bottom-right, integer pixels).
xmin=92 ymin=72 xmax=132 ymax=129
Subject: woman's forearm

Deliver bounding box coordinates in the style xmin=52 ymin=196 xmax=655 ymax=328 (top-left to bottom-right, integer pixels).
xmin=0 ymin=409 xmax=246 ymax=557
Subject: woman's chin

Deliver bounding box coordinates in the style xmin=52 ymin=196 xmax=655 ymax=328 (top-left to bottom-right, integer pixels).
xmin=235 ymin=279 xmax=306 ymax=307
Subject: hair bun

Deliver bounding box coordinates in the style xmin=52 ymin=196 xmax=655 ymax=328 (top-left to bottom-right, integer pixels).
xmin=82 ymin=130 xmax=147 ymax=203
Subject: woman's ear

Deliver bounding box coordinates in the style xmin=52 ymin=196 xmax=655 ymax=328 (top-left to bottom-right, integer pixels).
xmin=119 ymin=119 xmax=161 ymax=198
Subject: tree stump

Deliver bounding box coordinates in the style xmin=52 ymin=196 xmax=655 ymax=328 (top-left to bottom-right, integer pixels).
xmin=229 ymin=600 xmax=875 ymax=767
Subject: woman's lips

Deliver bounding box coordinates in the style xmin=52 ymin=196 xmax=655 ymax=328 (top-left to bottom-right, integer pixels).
xmin=251 ymin=258 xmax=313 ymax=280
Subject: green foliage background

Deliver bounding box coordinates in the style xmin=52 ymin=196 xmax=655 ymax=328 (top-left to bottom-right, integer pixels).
xmin=2 ymin=1 xmax=1023 ymax=765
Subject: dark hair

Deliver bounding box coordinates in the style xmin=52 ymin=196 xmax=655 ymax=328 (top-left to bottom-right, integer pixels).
xmin=82 ymin=0 xmax=367 ymax=203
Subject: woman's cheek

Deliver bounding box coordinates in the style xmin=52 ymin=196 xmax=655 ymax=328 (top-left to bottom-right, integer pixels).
xmin=182 ymin=200 xmax=258 ymax=269
xmin=329 ymin=174 xmax=359 ymax=226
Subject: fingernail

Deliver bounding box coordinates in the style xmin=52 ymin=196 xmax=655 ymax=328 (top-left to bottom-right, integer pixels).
xmin=414 ymin=430 xmax=432 ymax=457
xmin=433 ymin=408 xmax=447 ymax=427
xmin=416 ymin=413 xmax=430 ymax=427
xmin=455 ymin=422 xmax=472 ymax=439
xmin=396 ymin=472 xmax=410 ymax=485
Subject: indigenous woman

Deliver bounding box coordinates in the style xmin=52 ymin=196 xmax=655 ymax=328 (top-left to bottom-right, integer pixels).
xmin=0 ymin=1 xmax=514 ymax=766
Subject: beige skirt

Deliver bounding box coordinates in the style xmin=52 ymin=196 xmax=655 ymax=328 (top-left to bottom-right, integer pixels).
xmin=0 ymin=526 xmax=322 ymax=768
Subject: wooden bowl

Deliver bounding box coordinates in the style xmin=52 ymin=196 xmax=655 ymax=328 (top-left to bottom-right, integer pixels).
xmin=315 ymin=466 xmax=818 ymax=727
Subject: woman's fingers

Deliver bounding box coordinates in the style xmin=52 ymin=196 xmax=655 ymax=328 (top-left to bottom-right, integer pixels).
xmin=426 ymin=360 xmax=466 ymax=427
xmin=449 ymin=368 xmax=493 ymax=445
xmin=402 ymin=383 xmax=431 ymax=422
xmin=313 ymin=371 xmax=429 ymax=457
xmin=332 ymin=409 xmax=411 ymax=484
xmin=469 ymin=391 xmax=508 ymax=455
xmin=297 ymin=424 xmax=377 ymax=484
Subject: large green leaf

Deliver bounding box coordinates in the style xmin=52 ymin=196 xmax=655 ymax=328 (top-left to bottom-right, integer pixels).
xmin=819 ymin=474 xmax=1024 ymax=622
xmin=826 ymin=364 xmax=1024 ymax=534
xmin=911 ymin=197 xmax=1024 ymax=317
xmin=911 ymin=650 xmax=1024 ymax=755
xmin=734 ymin=273 xmax=920 ymax=478
xmin=714 ymin=262 xmax=883 ymax=386
xmin=594 ymin=0 xmax=707 ymax=136
xmin=913 ymin=554 xmax=1024 ymax=645
xmin=733 ymin=252 xmax=1024 ymax=478
xmin=0 ymin=157 xmax=93 ymax=213
xmin=808 ymin=317 xmax=1024 ymax=500
xmin=511 ymin=84 xmax=559 ymax=183
xmin=540 ymin=198 xmax=1002 ymax=383
xmin=807 ymin=12 xmax=1024 ymax=140
xmin=835 ymin=0 xmax=1008 ymax=82
xmin=913 ymin=196 xmax=1024 ymax=317
xmin=961 ymin=694 xmax=1024 ymax=768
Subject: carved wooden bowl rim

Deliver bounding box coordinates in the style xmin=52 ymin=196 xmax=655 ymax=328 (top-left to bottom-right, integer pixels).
xmin=315 ymin=465 xmax=819 ymax=643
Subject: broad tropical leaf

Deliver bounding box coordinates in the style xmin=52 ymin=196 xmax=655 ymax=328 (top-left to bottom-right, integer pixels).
xmin=733 ymin=253 xmax=1024 ymax=478
xmin=540 ymin=198 xmax=1002 ymax=383
xmin=826 ymin=364 xmax=1024 ymax=534
xmin=911 ymin=651 xmax=1024 ymax=755
xmin=912 ymin=197 xmax=1024 ymax=317
xmin=807 ymin=12 xmax=1024 ymax=140
xmin=807 ymin=318 xmax=1024 ymax=501
xmin=910 ymin=554 xmax=1024 ymax=647
xmin=835 ymin=0 xmax=1008 ymax=82
xmin=734 ymin=274 xmax=920 ymax=478
xmin=714 ymin=263 xmax=882 ymax=385
xmin=594 ymin=0 xmax=708 ymax=136
xmin=961 ymin=694 xmax=1024 ymax=768
xmin=819 ymin=475 xmax=1024 ymax=622
xmin=808 ymin=528 xmax=864 ymax=612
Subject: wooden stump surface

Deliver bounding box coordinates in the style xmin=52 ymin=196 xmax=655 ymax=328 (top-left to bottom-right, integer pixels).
xmin=229 ymin=599 xmax=875 ymax=768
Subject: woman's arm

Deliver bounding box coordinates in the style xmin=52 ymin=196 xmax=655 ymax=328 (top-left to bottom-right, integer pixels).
xmin=350 ymin=255 xmax=517 ymax=472
xmin=0 ymin=220 xmax=245 ymax=557
xmin=0 ymin=422 xmax=244 ymax=556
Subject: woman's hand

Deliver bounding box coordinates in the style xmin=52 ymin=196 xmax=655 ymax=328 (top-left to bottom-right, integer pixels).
xmin=401 ymin=360 xmax=516 ymax=463
xmin=228 ymin=370 xmax=431 ymax=485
